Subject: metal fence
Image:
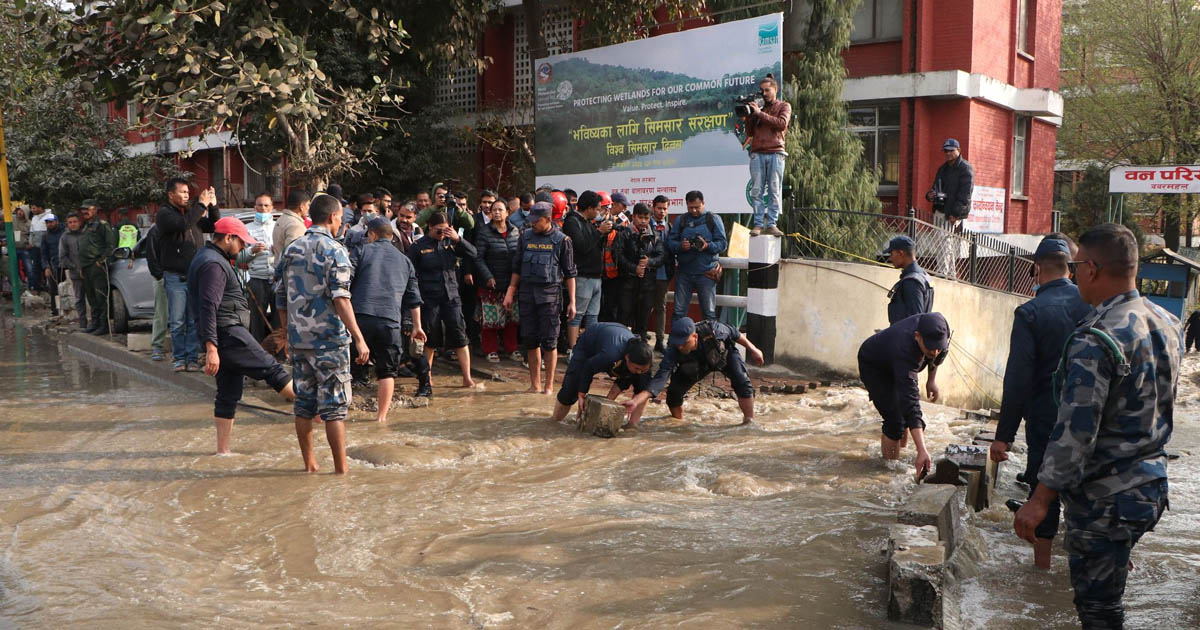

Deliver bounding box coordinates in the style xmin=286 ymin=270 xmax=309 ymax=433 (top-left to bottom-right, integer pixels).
xmin=780 ymin=207 xmax=1037 ymax=297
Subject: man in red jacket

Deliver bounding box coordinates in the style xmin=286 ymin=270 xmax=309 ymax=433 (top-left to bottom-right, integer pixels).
xmin=744 ymin=73 xmax=791 ymax=237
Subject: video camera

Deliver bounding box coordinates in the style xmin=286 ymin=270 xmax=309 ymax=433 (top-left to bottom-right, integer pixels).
xmin=734 ymin=91 xmax=764 ymax=118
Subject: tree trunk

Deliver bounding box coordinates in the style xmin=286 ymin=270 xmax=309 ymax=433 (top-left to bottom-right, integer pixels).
xmin=1165 ymin=196 xmax=1182 ymax=250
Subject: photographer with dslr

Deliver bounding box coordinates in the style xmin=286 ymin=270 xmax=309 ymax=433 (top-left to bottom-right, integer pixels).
xmin=668 ymin=190 xmax=726 ymax=322
xmin=740 ymin=73 xmax=790 ymax=237
xmin=925 ymin=138 xmax=974 ymax=276
xmin=614 ymin=203 xmax=665 ymax=339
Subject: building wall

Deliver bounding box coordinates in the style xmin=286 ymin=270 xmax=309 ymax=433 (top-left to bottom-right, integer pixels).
xmin=773 ymin=258 xmax=1023 ymax=409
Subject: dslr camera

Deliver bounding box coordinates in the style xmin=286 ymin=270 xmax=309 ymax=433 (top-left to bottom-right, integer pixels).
xmin=734 ymin=92 xmax=764 ymax=118
xmin=931 ymin=191 xmax=947 ymax=212
xmin=687 ymin=235 xmax=706 ymax=250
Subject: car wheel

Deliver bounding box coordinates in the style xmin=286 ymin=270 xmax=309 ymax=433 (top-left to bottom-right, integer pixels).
xmin=110 ymin=287 xmax=129 ymax=334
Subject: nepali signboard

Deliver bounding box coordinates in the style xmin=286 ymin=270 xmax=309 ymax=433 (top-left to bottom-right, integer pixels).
xmin=1109 ymin=165 xmax=1200 ymax=194
xmin=963 ymin=186 xmax=1006 ymax=234
xmin=533 ymin=14 xmax=784 ymax=214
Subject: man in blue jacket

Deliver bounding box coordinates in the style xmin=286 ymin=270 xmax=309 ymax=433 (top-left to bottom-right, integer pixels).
xmin=550 ymin=322 xmax=654 ymax=427
xmin=884 ymin=235 xmax=934 ymax=324
xmin=668 ymin=190 xmax=727 ymax=322
xmin=351 ymin=218 xmax=429 ymax=420
xmin=991 ymin=235 xmax=1092 ymax=569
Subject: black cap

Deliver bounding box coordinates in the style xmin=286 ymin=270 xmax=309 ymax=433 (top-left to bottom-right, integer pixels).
xmin=529 ymin=202 xmax=553 ymax=219
xmin=917 ymin=313 xmax=950 ymax=351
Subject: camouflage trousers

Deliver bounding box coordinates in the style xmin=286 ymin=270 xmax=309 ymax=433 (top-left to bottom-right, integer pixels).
xmin=291 ymin=346 xmax=352 ymax=422
xmin=1062 ymin=478 xmax=1168 ymax=630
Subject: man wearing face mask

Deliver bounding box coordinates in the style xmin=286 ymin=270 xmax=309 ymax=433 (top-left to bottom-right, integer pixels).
xmin=189 ymin=217 xmax=294 ymax=455
xmin=238 ymin=193 xmax=278 ymax=342
xmin=857 ymin=312 xmax=951 ymax=479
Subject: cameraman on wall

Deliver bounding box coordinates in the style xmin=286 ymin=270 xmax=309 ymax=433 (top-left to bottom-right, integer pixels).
xmin=743 ymin=73 xmax=791 ymax=237
xmin=925 ymin=138 xmax=974 ymax=278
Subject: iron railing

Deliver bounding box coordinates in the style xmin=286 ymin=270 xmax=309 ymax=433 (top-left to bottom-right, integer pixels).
xmin=779 ymin=207 xmax=1037 ymax=297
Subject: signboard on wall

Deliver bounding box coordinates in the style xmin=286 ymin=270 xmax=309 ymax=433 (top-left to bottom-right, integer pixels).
xmin=1109 ymin=165 xmax=1200 ymax=194
xmin=963 ymin=186 xmax=1006 ymax=234
xmin=533 ymin=14 xmax=784 ymax=213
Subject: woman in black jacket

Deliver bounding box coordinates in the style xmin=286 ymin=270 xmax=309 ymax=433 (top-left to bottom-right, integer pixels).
xmin=472 ymin=200 xmax=522 ymax=363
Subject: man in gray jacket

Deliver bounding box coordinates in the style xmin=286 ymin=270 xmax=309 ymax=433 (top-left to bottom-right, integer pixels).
xmin=58 ymin=213 xmax=87 ymax=329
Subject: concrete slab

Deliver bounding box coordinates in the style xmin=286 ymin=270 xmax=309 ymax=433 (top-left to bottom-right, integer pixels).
xmin=899 ymin=484 xmax=963 ymax=551
xmin=126 ymin=333 xmax=153 ymax=352
xmin=888 ymin=523 xmax=946 ymax=627
xmin=577 ymin=394 xmax=625 ymax=438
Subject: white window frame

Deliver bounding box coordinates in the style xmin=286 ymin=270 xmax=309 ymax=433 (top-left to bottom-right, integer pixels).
xmin=1012 ymin=115 xmax=1030 ymax=196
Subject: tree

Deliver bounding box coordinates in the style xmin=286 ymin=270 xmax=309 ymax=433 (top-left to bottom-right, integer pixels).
xmin=7 ymin=91 xmax=183 ymax=210
xmin=48 ymin=1 xmax=416 ymax=190
xmin=1059 ymin=165 xmax=1145 ymax=247
xmin=1060 ymin=0 xmax=1200 ymax=248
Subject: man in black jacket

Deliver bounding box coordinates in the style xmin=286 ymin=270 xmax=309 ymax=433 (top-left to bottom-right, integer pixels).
xmin=562 ymin=190 xmax=612 ymax=350
xmin=614 ymin=203 xmax=665 ymax=338
xmin=408 ymin=211 xmax=478 ymax=388
xmin=145 ymin=224 xmax=169 ymax=361
xmin=156 ymin=177 xmax=220 ymax=372
xmin=926 ymin=139 xmax=974 ymax=277
xmin=189 ymin=217 xmax=293 ymax=454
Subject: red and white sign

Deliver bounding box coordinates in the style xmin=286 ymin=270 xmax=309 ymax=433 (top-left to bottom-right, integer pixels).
xmin=963 ymin=186 xmax=1006 ymax=234
xmin=1109 ymin=165 xmax=1200 ymax=193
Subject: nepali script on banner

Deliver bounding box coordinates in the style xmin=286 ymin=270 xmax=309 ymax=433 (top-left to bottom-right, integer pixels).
xmin=1110 ymin=165 xmax=1200 ymax=194
xmin=963 ymin=186 xmax=1006 ymax=234
xmin=533 ymin=14 xmax=784 ymax=214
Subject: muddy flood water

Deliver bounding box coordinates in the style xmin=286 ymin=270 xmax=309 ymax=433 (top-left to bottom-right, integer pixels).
xmin=1 ymin=319 xmax=1199 ymax=629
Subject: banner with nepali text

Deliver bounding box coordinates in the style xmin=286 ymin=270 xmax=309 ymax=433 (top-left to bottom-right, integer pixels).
xmin=534 ymin=14 xmax=784 ymax=214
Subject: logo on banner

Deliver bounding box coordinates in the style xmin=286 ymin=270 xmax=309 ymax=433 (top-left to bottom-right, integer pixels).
xmin=758 ymin=22 xmax=779 ymax=49
xmin=537 ymin=62 xmax=553 ymax=84
xmin=556 ymin=80 xmax=573 ymax=101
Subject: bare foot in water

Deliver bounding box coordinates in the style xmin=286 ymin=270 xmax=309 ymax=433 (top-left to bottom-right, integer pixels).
xmin=303 ymin=458 xmax=320 ymax=473
xmin=461 ymin=379 xmax=476 ymax=388
xmin=541 ymin=387 xmax=553 ymax=395
xmin=523 ymin=387 xmax=543 ymax=394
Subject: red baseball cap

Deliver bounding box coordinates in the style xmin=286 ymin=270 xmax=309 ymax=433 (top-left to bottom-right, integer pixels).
xmin=213 ymin=216 xmax=257 ymax=245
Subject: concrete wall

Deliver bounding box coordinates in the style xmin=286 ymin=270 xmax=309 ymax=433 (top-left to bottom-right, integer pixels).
xmin=774 ymin=259 xmax=1026 ymax=409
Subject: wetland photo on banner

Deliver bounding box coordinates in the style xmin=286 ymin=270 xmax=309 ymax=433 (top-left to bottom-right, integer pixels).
xmin=534 ymin=13 xmax=783 ymax=213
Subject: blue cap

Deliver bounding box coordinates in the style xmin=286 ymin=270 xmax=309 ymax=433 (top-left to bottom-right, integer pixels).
xmin=668 ymin=317 xmax=697 ymax=347
xmin=44 ymin=213 xmax=58 ymax=222
xmin=917 ymin=312 xmax=951 ymax=351
xmin=883 ymin=235 xmax=915 ymax=254
xmin=1034 ymin=237 xmax=1071 ymax=260
xmin=367 ymin=216 xmax=391 ymax=232
xmin=942 ymin=138 xmax=960 ymax=150
xmin=610 ymin=192 xmax=631 ymax=206
xmin=529 ymin=201 xmax=553 ymax=219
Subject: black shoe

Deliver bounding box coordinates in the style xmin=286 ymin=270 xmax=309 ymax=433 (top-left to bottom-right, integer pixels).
xmin=84 ymin=324 xmax=99 ymax=334
xmin=91 ymin=326 xmax=109 ymax=336
xmin=395 ymin=365 xmax=416 ymax=379
xmin=1005 ymin=499 xmax=1025 ymax=513
xmin=415 ymin=383 xmax=433 ymax=398
xmin=1015 ymin=472 xmax=1028 ymax=484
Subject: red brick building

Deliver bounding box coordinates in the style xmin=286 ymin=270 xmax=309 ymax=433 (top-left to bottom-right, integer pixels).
xmin=836 ymin=0 xmax=1062 ymax=233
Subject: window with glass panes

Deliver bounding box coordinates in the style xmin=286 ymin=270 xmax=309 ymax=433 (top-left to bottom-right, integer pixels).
xmin=1012 ymin=116 xmax=1029 ymax=195
xmin=848 ymin=103 xmax=901 ymax=188
xmin=850 ymin=0 xmax=903 ymax=43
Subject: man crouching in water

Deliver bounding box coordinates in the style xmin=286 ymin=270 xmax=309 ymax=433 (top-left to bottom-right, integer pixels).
xmin=549 ymin=322 xmax=654 ymax=427
xmin=857 ymin=312 xmax=951 ymax=480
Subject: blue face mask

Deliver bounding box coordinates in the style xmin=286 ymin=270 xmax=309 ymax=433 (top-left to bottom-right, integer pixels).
xmin=255 ymin=212 xmax=270 ymax=223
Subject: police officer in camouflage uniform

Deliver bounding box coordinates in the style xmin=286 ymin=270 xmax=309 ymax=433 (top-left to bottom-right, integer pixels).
xmin=1015 ymin=223 xmax=1180 ymax=629
xmin=274 ymin=194 xmax=371 ymax=474
xmin=78 ymin=201 xmax=117 ymax=335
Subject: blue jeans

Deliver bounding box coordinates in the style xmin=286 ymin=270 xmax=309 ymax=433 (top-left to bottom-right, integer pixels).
xmin=570 ymin=276 xmax=602 ymax=328
xmin=164 ymin=271 xmax=198 ymax=363
xmin=673 ymin=272 xmax=717 ymax=321
xmin=750 ymin=151 xmax=785 ymax=228
xmin=16 ymin=248 xmax=43 ymax=291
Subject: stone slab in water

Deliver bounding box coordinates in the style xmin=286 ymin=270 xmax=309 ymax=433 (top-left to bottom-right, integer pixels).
xmin=578 ymin=394 xmax=624 ymax=438
xmin=887 ymin=523 xmax=945 ymax=627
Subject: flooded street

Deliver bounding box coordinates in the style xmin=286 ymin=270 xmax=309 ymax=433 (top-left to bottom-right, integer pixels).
xmin=1 ymin=319 xmax=1198 ymax=628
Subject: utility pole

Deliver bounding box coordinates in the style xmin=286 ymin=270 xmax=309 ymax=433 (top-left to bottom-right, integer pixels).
xmin=0 ymin=106 xmax=23 ymax=317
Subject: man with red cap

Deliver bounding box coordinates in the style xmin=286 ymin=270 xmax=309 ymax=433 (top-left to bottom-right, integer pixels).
xmin=188 ymin=217 xmax=295 ymax=455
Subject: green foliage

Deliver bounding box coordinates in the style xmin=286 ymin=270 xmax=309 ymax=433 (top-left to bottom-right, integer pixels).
xmin=7 ymin=91 xmax=184 ymax=210
xmin=0 ymin=0 xmax=60 ymax=103
xmin=1059 ymin=165 xmax=1146 ymax=246
xmin=48 ymin=0 xmax=417 ymax=189
xmin=778 ymin=0 xmax=880 ymax=252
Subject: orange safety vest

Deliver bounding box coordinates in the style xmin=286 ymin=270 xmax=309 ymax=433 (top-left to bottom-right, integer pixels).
xmin=602 ymin=229 xmax=620 ymax=279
